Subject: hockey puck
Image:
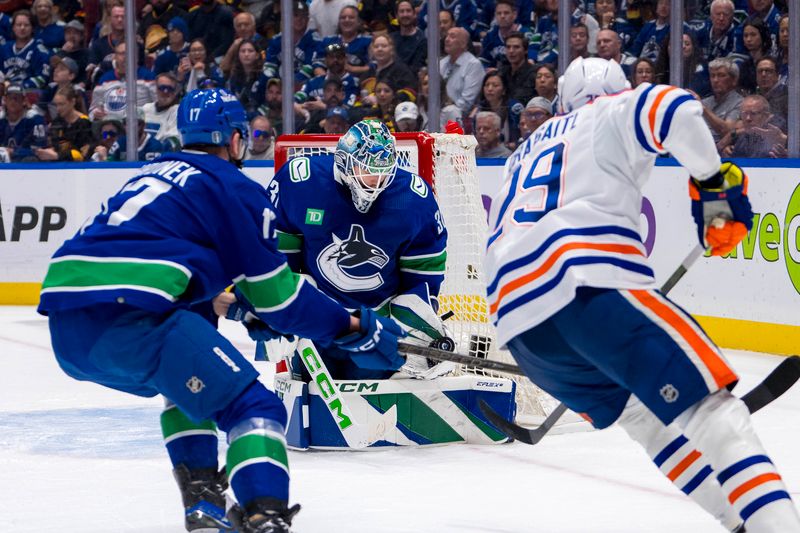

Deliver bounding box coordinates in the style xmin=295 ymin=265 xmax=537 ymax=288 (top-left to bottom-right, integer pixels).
xmin=431 ymin=336 xmax=456 ymax=352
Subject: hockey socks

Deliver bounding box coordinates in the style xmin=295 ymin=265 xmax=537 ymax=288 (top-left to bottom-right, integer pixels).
xmin=677 ymin=390 xmax=800 ymax=532
xmin=618 ymin=396 xmax=742 ymax=531
xmin=161 ymin=403 xmax=219 ymax=470
xmin=226 ymin=417 xmax=290 ymax=507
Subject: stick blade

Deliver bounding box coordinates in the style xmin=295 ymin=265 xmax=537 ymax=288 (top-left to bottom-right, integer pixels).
xmin=478 ymin=399 xmax=538 ymax=445
xmin=742 ymin=355 xmax=800 ymax=414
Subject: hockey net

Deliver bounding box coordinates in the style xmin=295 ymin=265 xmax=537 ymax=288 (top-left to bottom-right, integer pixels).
xmin=274 ymin=133 xmax=560 ymax=423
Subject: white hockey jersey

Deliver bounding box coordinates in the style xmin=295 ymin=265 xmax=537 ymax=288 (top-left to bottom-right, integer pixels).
xmin=486 ymin=83 xmax=721 ymax=347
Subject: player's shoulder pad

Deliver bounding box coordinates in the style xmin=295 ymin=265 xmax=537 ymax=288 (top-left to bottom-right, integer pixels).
xmin=274 ymin=153 xmax=334 ymax=187
xmin=392 ymin=167 xmax=433 ymax=201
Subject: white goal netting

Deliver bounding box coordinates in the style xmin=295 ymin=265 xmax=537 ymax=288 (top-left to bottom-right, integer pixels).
xmin=276 ymin=133 xmax=562 ymax=423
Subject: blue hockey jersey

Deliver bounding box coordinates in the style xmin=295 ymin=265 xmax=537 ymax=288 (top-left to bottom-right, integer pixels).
xmin=318 ymin=34 xmax=372 ymax=71
xmin=38 ymin=151 xmax=352 ymax=342
xmin=34 ymin=22 xmax=65 ymax=52
xmin=270 ymin=154 xmax=448 ymax=312
xmin=0 ymin=110 xmax=47 ymax=160
xmin=295 ymin=72 xmax=359 ymax=107
xmin=480 ymin=25 xmax=534 ymax=67
xmin=0 ymin=39 xmax=51 ymax=89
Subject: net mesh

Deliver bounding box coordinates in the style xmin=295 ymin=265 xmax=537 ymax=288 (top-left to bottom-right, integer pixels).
xmin=278 ymin=133 xmax=560 ymax=423
xmin=429 ymin=134 xmax=558 ymax=422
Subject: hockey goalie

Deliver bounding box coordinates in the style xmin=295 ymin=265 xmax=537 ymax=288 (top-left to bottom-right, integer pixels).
xmin=216 ymin=120 xmax=516 ymax=449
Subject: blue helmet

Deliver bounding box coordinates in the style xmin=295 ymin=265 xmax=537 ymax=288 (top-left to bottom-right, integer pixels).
xmin=177 ymin=88 xmax=249 ymax=149
xmin=333 ymin=120 xmax=397 ymax=213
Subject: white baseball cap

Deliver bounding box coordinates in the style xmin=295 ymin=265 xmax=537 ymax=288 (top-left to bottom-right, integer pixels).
xmin=395 ymin=101 xmax=419 ymax=122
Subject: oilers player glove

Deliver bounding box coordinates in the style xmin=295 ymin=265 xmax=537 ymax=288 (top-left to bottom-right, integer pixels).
xmin=689 ymin=162 xmax=754 ymax=256
xmin=334 ymin=307 xmax=407 ymax=371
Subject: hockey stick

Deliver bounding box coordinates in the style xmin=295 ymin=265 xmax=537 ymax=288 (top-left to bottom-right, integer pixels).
xmin=479 ymin=355 xmax=800 ymax=445
xmin=399 ymin=245 xmax=706 ymax=439
xmin=295 ymin=338 xmax=397 ymax=449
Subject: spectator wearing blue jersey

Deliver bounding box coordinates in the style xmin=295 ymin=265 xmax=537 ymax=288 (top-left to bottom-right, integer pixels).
xmin=695 ymin=0 xmax=740 ymax=62
xmin=38 ymin=56 xmax=87 ymax=119
xmin=628 ymin=0 xmax=690 ymax=62
xmin=479 ymin=0 xmax=533 ymax=68
xmin=54 ymin=19 xmax=88 ymax=85
xmin=319 ymin=6 xmax=372 ymax=79
xmin=153 ymin=16 xmax=189 ymax=75
xmin=747 ymin=0 xmax=782 ymax=47
xmin=391 ymin=0 xmax=427 ymax=73
xmin=0 ymin=10 xmax=51 ymax=90
xmin=594 ymin=0 xmax=638 ymax=50
xmin=297 ymin=77 xmax=348 ymax=132
xmin=323 ymin=105 xmax=350 ymax=133
xmin=0 ymin=13 xmax=12 ymax=46
xmin=262 ymin=1 xmax=323 ymax=89
xmin=295 ymin=43 xmax=359 ymax=108
xmin=0 ymin=83 xmax=48 ymax=162
xmin=106 ymin=106 xmax=165 ymax=161
xmin=32 ymin=0 xmax=63 ymax=52
xmin=418 ymin=0 xmax=480 ymax=41
xmin=498 ymin=32 xmax=537 ymax=105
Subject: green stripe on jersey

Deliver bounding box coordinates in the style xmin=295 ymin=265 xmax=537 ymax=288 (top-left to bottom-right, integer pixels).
xmin=276 ymin=231 xmax=303 ymax=253
xmin=161 ymin=406 xmax=216 ymax=442
xmin=227 ymin=432 xmax=289 ymax=480
xmin=41 ymin=256 xmax=191 ymax=300
xmin=234 ymin=265 xmax=302 ymax=312
xmin=398 ymin=251 xmax=447 ymax=274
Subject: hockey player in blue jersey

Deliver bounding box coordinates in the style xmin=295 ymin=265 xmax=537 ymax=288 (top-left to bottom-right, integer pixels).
xmin=487 ymin=57 xmax=800 ymax=532
xmin=223 ymin=120 xmax=453 ymax=381
xmin=37 ymin=89 xmax=405 ymax=533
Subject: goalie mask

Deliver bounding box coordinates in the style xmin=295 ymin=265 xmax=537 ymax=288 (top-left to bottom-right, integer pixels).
xmin=557 ymin=57 xmax=630 ymax=114
xmin=334 ymin=120 xmax=398 ymax=213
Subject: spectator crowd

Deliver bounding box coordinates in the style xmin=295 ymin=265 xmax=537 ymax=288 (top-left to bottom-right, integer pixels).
xmin=0 ymin=0 xmax=792 ymax=162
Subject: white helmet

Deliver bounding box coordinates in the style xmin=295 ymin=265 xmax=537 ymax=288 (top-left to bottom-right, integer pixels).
xmin=557 ymin=57 xmax=630 ymax=114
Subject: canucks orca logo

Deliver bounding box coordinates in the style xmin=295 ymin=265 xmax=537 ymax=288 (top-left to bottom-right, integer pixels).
xmin=317 ymin=225 xmax=389 ymax=292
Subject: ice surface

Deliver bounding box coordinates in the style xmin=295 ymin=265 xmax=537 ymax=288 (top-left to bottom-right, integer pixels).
xmin=1 ymin=306 xmax=797 ymax=532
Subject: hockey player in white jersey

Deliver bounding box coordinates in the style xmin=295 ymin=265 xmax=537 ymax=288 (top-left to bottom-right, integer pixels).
xmin=486 ymin=57 xmax=800 ymax=532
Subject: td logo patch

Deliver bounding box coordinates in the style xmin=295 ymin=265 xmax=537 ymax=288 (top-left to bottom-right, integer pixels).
xmin=305 ymin=208 xmax=324 ymax=225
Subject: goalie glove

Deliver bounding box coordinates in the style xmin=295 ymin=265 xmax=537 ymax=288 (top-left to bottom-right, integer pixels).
xmin=689 ymin=162 xmax=754 ymax=256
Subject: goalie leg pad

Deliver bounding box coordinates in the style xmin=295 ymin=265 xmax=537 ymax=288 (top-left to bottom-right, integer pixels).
xmin=677 ymin=390 xmax=800 ymax=532
xmin=618 ymin=395 xmax=742 ymax=531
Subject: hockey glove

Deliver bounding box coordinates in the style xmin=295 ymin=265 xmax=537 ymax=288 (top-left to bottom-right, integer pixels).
xmin=689 ymin=162 xmax=754 ymax=256
xmin=226 ymin=289 xmax=289 ymax=343
xmin=333 ymin=307 xmax=407 ymax=371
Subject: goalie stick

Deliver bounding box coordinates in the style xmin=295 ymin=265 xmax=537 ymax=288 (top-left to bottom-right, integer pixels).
xmin=295 ymin=338 xmax=398 ymax=449
xmin=479 ymin=355 xmax=800 ymax=445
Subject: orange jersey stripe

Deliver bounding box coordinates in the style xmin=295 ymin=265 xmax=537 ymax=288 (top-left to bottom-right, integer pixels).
xmin=489 ymin=242 xmax=644 ymax=315
xmin=629 ymin=290 xmax=735 ymax=388
xmin=667 ymin=450 xmax=702 ymax=481
xmin=647 ymin=87 xmax=678 ymax=151
xmin=728 ymin=473 xmax=782 ymax=504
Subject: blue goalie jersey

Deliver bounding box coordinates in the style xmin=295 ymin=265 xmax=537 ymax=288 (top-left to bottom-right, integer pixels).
xmin=270 ymin=154 xmax=448 ymax=313
xmin=38 ymin=151 xmax=352 ymax=343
